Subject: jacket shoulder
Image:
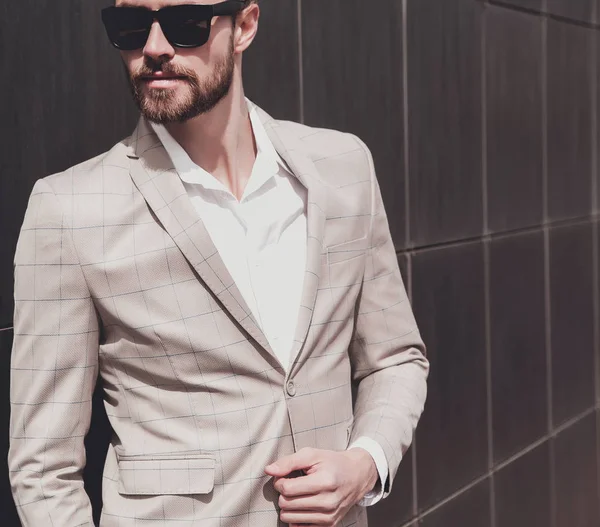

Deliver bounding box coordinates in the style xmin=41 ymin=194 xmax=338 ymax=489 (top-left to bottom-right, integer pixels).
xmin=42 ymin=138 xmax=133 ymax=196
xmin=274 ymin=119 xmax=374 ymax=189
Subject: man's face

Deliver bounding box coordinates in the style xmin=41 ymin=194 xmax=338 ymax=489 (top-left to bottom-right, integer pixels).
xmin=116 ymin=0 xmax=237 ymax=124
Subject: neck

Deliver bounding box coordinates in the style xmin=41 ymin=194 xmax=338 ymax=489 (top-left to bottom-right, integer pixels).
xmin=164 ymin=74 xmax=256 ymax=201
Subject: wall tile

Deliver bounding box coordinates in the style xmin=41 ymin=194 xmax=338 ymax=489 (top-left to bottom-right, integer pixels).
xmin=244 ymin=0 xmax=300 ymax=121
xmin=490 ymin=231 xmax=547 ymax=462
xmin=419 ymin=479 xmax=491 ymax=527
xmin=301 ymin=0 xmax=407 ymax=248
xmin=0 ymin=0 xmax=138 ymax=326
xmin=550 ymin=223 xmax=595 ymax=425
xmin=546 ymin=0 xmax=596 ymax=23
xmin=407 ymin=0 xmax=483 ymax=247
xmin=367 ymin=448 xmax=414 ymax=527
xmin=412 ymin=242 xmax=488 ymax=510
xmin=486 ymin=6 xmax=544 ymax=232
xmin=547 ymin=20 xmax=593 ymax=221
xmin=0 ymin=329 xmax=20 ymax=526
xmin=554 ymin=414 xmax=600 ymax=527
xmin=495 ymin=442 xmax=552 ymax=527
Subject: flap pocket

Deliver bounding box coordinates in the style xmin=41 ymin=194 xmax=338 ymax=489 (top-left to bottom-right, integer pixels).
xmin=117 ymin=454 xmax=215 ymax=496
xmin=327 ymin=236 xmax=368 ymax=265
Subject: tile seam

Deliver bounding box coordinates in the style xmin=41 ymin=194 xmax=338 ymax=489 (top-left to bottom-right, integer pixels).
xmin=395 ymin=213 xmax=600 ymax=256
xmin=398 ymin=407 xmax=595 ymax=527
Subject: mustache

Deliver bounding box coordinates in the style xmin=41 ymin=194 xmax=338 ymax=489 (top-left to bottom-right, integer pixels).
xmin=131 ymin=62 xmax=197 ymax=83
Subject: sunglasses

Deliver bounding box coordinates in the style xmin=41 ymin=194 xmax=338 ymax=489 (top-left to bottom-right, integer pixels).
xmin=101 ymin=1 xmax=246 ymax=51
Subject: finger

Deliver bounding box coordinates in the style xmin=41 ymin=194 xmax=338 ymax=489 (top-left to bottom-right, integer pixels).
xmin=279 ymin=492 xmax=337 ymax=513
xmin=280 ymin=510 xmax=331 ymax=525
xmin=266 ymin=448 xmax=320 ymax=478
xmin=275 ymin=473 xmax=327 ymax=497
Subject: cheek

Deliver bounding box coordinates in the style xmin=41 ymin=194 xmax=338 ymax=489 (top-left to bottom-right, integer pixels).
xmin=120 ymin=50 xmax=145 ymax=71
xmin=172 ymin=53 xmax=214 ymax=79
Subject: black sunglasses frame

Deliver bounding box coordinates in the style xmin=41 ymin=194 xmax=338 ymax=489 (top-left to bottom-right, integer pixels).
xmin=101 ymin=1 xmax=246 ymax=51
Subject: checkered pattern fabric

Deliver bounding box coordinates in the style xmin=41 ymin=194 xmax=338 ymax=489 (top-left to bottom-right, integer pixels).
xmin=9 ymin=104 xmax=428 ymax=527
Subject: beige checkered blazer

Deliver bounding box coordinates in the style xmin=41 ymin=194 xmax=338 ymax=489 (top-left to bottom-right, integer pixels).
xmin=9 ymin=104 xmax=428 ymax=527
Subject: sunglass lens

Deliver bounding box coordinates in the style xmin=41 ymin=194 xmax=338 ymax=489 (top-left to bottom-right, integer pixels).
xmin=160 ymin=5 xmax=211 ymax=47
xmin=102 ymin=7 xmax=152 ymax=50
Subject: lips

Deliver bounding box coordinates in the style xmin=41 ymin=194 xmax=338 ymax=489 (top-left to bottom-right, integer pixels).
xmin=142 ymin=75 xmax=185 ymax=81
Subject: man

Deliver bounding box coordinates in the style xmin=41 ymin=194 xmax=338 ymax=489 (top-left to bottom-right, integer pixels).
xmin=8 ymin=1 xmax=428 ymax=526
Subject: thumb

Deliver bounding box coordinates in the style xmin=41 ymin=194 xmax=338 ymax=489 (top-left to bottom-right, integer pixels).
xmin=265 ymin=448 xmax=319 ymax=477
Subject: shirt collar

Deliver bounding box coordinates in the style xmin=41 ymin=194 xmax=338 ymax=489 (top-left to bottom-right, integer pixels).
xmin=150 ymin=100 xmax=289 ymax=200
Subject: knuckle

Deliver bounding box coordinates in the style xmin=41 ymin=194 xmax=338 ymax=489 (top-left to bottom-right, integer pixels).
xmin=324 ymin=474 xmax=337 ymax=490
xmin=325 ymin=495 xmax=339 ymax=512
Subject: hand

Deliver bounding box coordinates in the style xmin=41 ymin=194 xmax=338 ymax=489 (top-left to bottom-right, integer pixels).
xmin=265 ymin=447 xmax=379 ymax=527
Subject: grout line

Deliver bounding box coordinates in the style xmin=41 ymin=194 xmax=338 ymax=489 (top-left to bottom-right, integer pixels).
xmin=395 ymin=213 xmax=600 ymax=255
xmin=494 ymin=432 xmax=560 ymax=473
xmin=405 ymin=251 xmax=418 ymax=518
xmin=591 ymin=10 xmax=598 ymax=218
xmin=296 ymin=0 xmax=304 ymax=124
xmin=545 ymin=228 xmax=558 ymax=527
xmin=549 ymin=437 xmax=557 ymax=527
xmin=411 ymin=431 xmax=418 ymax=520
xmin=551 ymin=406 xmax=597 ymax=437
xmin=590 ymin=9 xmax=600 ymax=519
xmin=402 ymin=0 xmax=411 ymax=250
xmin=592 ymin=17 xmax=600 ymax=412
xmin=541 ymin=12 xmax=549 ymax=225
xmin=484 ymin=238 xmax=496 ymax=527
xmin=488 ymin=0 xmax=600 ymax=30
xmin=396 ymin=408 xmax=596 ymax=527
xmin=541 ymin=10 xmax=555 ymax=513
xmin=406 ymin=251 xmax=413 ymax=302
xmin=408 ymin=472 xmax=493 ymax=526
xmin=597 ymin=406 xmax=600 ymax=526
xmin=481 ymin=0 xmax=489 ymax=236
xmin=595 ymin=221 xmax=600 ymax=523
xmin=489 ymin=471 xmax=497 ymax=527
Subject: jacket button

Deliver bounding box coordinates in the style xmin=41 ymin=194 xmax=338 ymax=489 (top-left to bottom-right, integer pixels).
xmin=286 ymin=380 xmax=297 ymax=397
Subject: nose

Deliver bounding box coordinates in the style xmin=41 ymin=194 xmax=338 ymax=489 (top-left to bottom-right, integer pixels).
xmin=143 ymin=21 xmax=175 ymax=63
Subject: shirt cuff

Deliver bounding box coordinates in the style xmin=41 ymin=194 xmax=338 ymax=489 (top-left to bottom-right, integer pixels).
xmin=348 ymin=436 xmax=389 ymax=507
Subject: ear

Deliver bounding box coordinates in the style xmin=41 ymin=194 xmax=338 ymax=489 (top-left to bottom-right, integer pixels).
xmin=233 ymin=3 xmax=260 ymax=54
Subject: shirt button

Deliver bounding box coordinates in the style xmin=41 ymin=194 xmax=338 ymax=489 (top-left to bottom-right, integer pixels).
xmin=286 ymin=380 xmax=297 ymax=397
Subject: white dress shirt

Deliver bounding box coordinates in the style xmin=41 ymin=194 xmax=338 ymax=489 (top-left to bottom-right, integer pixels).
xmin=151 ymin=103 xmax=388 ymax=505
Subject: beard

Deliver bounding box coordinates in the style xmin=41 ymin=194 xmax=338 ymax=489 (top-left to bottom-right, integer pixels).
xmin=127 ymin=39 xmax=235 ymax=124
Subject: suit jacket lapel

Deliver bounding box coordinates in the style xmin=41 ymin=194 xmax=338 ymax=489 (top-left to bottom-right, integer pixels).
xmin=126 ymin=117 xmax=276 ymax=361
xmin=257 ymin=108 xmax=328 ymax=375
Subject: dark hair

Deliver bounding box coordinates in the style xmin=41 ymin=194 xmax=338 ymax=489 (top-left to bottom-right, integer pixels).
xmin=232 ymin=0 xmax=257 ymax=25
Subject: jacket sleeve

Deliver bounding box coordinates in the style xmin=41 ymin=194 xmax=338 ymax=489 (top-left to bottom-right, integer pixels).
xmin=9 ymin=178 xmax=98 ymax=526
xmin=348 ymin=138 xmax=429 ymax=498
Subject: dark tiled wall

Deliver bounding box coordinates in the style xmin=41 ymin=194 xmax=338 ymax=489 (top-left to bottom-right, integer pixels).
xmin=1 ymin=1 xmax=599 ymax=526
